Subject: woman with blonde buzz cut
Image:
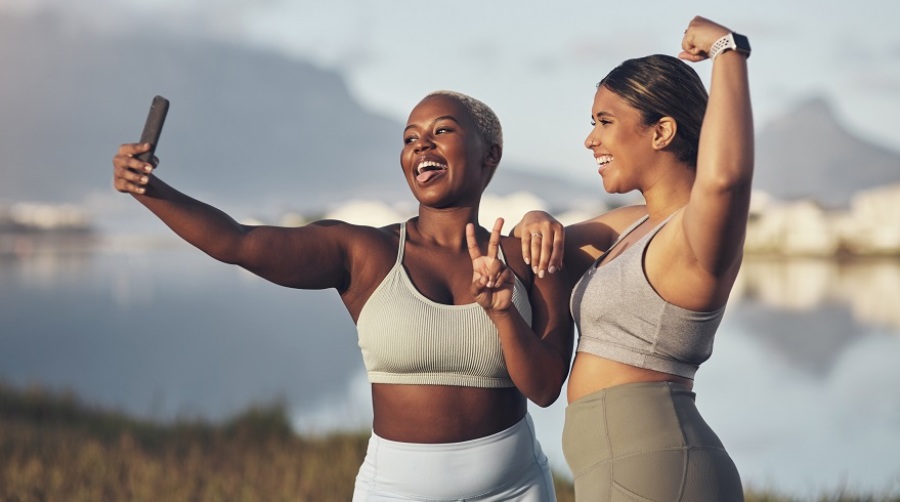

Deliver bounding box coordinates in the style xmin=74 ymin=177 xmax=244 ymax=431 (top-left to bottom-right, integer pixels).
xmin=113 ymin=90 xmax=573 ymax=501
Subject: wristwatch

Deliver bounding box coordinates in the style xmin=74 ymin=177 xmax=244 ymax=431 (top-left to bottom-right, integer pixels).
xmin=708 ymin=32 xmax=751 ymax=61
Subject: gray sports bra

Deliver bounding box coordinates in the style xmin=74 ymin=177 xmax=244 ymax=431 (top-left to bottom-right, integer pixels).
xmin=570 ymin=213 xmax=725 ymax=380
xmin=356 ymin=222 xmax=533 ymax=387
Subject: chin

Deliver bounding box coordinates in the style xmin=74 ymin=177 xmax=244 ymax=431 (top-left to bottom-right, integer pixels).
xmin=600 ymin=179 xmax=618 ymax=195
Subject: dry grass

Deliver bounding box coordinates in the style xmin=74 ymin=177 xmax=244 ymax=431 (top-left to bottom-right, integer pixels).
xmin=0 ymin=382 xmax=371 ymax=500
xmin=1 ymin=382 xmax=896 ymax=501
xmin=0 ymin=382 xmax=573 ymax=501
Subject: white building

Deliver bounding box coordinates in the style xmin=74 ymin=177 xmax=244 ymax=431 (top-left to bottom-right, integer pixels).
xmin=745 ymin=186 xmax=900 ymax=257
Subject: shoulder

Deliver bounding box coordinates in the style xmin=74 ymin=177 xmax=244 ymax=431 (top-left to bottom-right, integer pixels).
xmin=306 ymin=218 xmax=399 ymax=240
xmin=328 ymin=221 xmax=403 ymax=310
xmin=344 ymin=220 xmax=401 ymax=251
xmin=301 ymin=219 xmax=401 ymax=262
xmin=563 ymin=204 xmax=647 ymax=270
xmin=575 ymin=204 xmax=648 ymax=233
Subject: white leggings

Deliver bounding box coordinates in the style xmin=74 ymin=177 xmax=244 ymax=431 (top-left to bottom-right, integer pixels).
xmin=353 ymin=414 xmax=556 ymax=501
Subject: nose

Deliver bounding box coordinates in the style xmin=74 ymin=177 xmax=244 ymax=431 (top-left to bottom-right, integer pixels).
xmin=584 ymin=130 xmax=598 ymax=150
xmin=414 ymin=133 xmax=435 ymax=153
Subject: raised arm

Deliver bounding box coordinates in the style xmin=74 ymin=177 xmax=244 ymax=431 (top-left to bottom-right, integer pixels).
xmin=113 ymin=142 xmax=354 ymax=291
xmin=679 ymin=16 xmax=754 ymax=276
xmin=468 ymin=219 xmax=573 ymax=407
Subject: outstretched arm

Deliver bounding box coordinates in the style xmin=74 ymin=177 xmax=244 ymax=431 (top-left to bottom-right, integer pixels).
xmin=113 ymin=142 xmax=353 ymax=290
xmin=468 ymin=219 xmax=573 ymax=407
xmin=679 ymin=16 xmax=754 ymax=277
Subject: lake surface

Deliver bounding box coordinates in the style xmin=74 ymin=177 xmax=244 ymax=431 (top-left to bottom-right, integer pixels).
xmin=2 ymin=237 xmax=899 ymax=498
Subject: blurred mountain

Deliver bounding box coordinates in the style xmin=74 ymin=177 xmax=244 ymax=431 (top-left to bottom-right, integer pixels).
xmin=0 ymin=12 xmax=602 ymax=217
xmin=2 ymin=12 xmax=897 ymax=218
xmin=0 ymin=12 xmax=398 ymax=212
xmin=755 ymin=97 xmax=900 ymax=208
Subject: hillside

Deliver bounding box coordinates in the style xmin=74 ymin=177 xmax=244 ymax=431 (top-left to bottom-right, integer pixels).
xmin=2 ymin=11 xmax=898 ymax=217
xmin=754 ymin=97 xmax=900 ymax=208
xmin=0 ymin=12 xmax=604 ymax=218
xmin=0 ymin=13 xmax=400 ymax=211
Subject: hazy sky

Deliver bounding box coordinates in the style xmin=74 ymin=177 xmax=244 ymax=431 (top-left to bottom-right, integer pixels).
xmin=4 ymin=2 xmax=900 ymax=494
xmin=7 ymin=0 xmax=900 ymax=184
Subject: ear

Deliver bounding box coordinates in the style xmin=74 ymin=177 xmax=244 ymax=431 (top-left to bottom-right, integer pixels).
xmin=484 ymin=143 xmax=502 ymax=168
xmin=652 ymin=117 xmax=677 ymax=151
xmin=481 ymin=143 xmax=502 ymax=188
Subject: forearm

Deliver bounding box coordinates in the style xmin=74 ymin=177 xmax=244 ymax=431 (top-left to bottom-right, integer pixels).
xmin=134 ymin=176 xmax=249 ymax=264
xmin=488 ymin=309 xmax=569 ymax=407
xmin=696 ymin=51 xmax=754 ymax=192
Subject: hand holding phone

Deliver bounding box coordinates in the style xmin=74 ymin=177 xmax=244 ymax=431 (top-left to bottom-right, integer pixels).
xmin=136 ymin=95 xmax=169 ymax=164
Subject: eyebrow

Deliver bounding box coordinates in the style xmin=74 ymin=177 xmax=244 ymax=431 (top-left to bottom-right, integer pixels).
xmin=404 ymin=115 xmax=462 ymax=133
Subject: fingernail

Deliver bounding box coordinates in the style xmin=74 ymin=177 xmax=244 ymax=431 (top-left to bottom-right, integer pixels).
xmin=144 ymin=165 xmax=153 ymax=172
xmin=533 ymin=266 xmax=538 ymax=275
xmin=141 ymin=176 xmax=149 ymax=184
xmin=538 ymin=270 xmax=545 ymax=279
xmin=549 ymin=266 xmax=557 ymax=274
xmin=524 ymin=257 xmax=530 ymax=265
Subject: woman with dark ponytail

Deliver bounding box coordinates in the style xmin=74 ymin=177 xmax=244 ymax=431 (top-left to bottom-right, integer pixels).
xmin=515 ymin=15 xmax=752 ymax=500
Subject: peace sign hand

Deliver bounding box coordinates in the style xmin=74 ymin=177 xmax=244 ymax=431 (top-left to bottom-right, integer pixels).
xmin=467 ymin=218 xmax=515 ymax=312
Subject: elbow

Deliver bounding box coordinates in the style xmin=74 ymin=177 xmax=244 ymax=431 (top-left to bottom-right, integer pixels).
xmin=531 ymin=389 xmax=561 ymax=408
xmin=211 ymin=226 xmax=257 ymax=266
xmin=528 ymin=370 xmax=568 ymax=408
xmin=701 ymin=162 xmax=754 ymax=195
xmin=204 ymin=243 xmax=243 ymax=266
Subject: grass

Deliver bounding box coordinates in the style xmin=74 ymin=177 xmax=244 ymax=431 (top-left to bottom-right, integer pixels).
xmin=1 ymin=381 xmax=897 ymax=501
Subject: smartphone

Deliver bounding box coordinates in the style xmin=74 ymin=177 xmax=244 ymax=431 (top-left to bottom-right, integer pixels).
xmin=135 ymin=95 xmax=170 ymax=164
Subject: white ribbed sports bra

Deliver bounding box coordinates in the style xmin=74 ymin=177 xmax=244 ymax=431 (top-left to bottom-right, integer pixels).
xmin=356 ymin=221 xmax=533 ymax=387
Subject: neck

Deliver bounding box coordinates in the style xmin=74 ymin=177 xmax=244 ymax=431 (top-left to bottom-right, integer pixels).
xmin=640 ymin=161 xmax=694 ymax=222
xmin=412 ymin=205 xmax=481 ymax=249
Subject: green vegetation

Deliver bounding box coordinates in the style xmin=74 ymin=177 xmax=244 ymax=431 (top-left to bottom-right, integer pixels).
xmin=0 ymin=382 xmax=896 ymax=501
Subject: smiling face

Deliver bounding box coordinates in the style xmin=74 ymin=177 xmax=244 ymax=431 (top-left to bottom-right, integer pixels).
xmin=584 ymin=85 xmax=657 ymax=195
xmin=401 ymin=94 xmax=496 ymax=208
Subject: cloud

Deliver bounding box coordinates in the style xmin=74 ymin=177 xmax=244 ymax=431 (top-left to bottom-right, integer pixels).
xmin=0 ymin=0 xmax=262 ymax=45
xmin=850 ymin=74 xmax=900 ymax=95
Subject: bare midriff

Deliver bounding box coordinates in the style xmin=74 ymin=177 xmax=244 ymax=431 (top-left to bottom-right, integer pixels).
xmin=567 ymin=352 xmax=694 ymax=404
xmin=371 ymin=384 xmax=526 ymax=444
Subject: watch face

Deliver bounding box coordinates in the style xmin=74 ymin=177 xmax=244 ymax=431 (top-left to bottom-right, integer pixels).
xmin=732 ymin=33 xmax=751 ymax=52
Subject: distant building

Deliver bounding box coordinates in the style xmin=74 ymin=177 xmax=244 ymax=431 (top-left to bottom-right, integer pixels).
xmin=837 ymin=183 xmax=900 ymax=255
xmin=0 ymin=202 xmax=92 ymax=233
xmin=745 ymin=185 xmax=900 ymax=256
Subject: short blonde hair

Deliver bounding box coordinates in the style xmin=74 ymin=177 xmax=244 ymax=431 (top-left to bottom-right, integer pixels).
xmin=426 ymin=90 xmax=503 ymax=149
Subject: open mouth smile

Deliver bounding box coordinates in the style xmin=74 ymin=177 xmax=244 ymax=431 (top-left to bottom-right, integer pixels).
xmin=415 ymin=159 xmax=448 ymax=183
xmin=595 ymin=155 xmax=612 ymax=173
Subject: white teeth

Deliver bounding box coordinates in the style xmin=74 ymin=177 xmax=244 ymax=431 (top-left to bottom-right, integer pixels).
xmin=595 ymin=155 xmax=612 ymax=166
xmin=416 ymin=160 xmax=447 ymax=175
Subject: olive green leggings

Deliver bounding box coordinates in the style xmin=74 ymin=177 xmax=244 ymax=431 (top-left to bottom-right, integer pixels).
xmin=562 ymin=381 xmax=743 ymax=501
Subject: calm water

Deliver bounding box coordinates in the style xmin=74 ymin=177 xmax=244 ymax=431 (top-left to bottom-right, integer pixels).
xmin=2 ymin=238 xmax=899 ymax=497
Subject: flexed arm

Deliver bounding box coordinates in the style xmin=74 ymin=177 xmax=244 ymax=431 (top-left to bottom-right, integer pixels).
xmin=467 ymin=219 xmax=573 ymax=407
xmin=112 ymin=142 xmax=352 ymax=290
xmin=679 ymin=16 xmax=754 ymax=277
